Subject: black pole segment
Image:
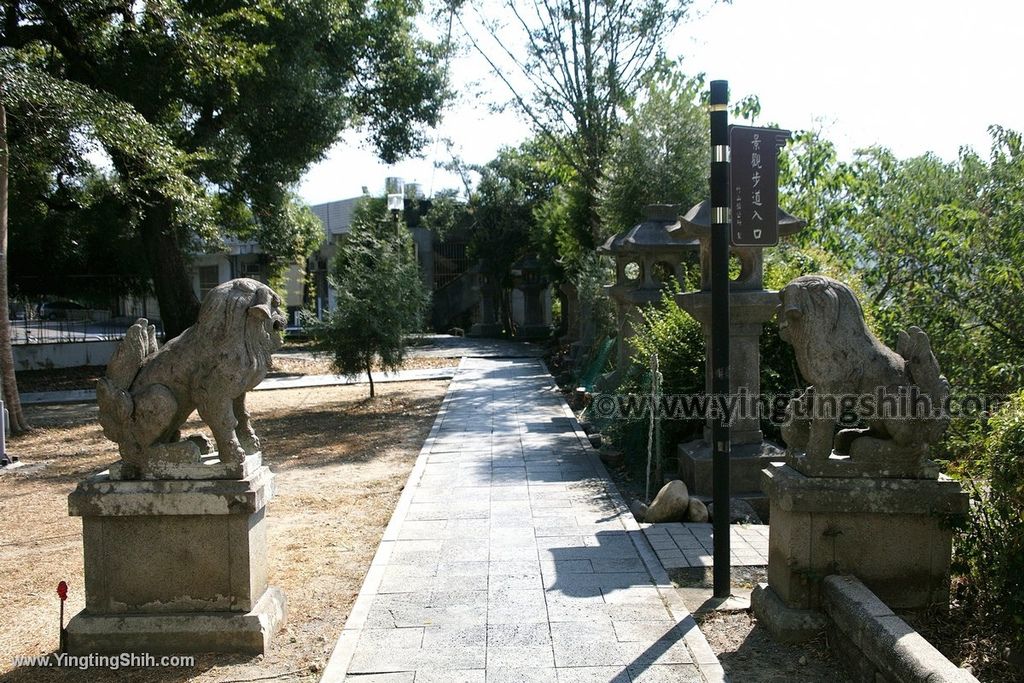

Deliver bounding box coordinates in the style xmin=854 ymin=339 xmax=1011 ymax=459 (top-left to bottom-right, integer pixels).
xmin=709 ymin=79 xmax=731 ymax=599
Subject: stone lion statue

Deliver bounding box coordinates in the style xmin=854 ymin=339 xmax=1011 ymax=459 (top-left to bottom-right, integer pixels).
xmin=97 ymin=278 xmax=286 ymax=478
xmin=776 ymin=275 xmax=949 ymax=471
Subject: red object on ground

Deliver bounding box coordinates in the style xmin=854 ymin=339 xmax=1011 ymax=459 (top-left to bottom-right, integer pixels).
xmin=57 ymin=581 xmax=68 ymax=601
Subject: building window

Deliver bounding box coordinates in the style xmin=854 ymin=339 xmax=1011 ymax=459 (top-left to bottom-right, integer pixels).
xmin=199 ymin=266 xmax=219 ymax=299
xmin=241 ymin=261 xmax=262 ymax=279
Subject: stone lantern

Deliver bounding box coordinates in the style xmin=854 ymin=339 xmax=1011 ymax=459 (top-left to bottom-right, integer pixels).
xmin=469 ymin=266 xmax=503 ymax=337
xmin=597 ymin=204 xmax=698 ymax=389
xmin=510 ymin=253 xmax=551 ymax=339
xmin=669 ymin=200 xmax=805 ymax=512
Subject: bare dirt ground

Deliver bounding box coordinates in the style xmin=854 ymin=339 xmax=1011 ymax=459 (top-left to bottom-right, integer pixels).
xmin=695 ymin=610 xmax=851 ymax=683
xmin=0 ymin=380 xmax=449 ymax=682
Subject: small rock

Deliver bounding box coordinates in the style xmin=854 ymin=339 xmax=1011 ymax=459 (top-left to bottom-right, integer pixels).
xmin=707 ymin=498 xmax=761 ymax=524
xmin=645 ymin=480 xmax=690 ymax=523
xmin=630 ymin=499 xmax=649 ymax=522
xmin=598 ymin=447 xmax=624 ymax=467
xmin=686 ymin=497 xmax=709 ymax=523
xmin=186 ymin=433 xmax=213 ymax=455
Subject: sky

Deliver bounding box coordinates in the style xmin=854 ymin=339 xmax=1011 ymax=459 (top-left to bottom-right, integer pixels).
xmin=297 ymin=0 xmax=1024 ymax=206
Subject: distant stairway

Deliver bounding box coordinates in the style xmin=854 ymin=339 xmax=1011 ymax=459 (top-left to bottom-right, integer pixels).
xmin=431 ymin=267 xmax=480 ymax=331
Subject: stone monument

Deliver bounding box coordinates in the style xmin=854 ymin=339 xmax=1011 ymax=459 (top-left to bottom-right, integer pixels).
xmin=670 ymin=201 xmax=805 ymax=510
xmin=752 ymin=275 xmax=968 ymax=641
xmin=597 ymin=204 xmax=697 ymax=389
xmin=66 ymin=278 xmax=287 ymax=654
xmin=469 ymin=270 xmax=503 ymax=337
xmin=510 ymin=253 xmax=551 ymax=339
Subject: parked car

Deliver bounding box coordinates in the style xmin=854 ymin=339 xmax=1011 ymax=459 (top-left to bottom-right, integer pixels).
xmin=38 ymin=300 xmax=87 ymax=320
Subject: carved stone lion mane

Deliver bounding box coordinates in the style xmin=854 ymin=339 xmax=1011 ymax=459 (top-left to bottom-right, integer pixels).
xmin=97 ymin=278 xmax=286 ymax=478
xmin=777 ymin=275 xmax=949 ymax=466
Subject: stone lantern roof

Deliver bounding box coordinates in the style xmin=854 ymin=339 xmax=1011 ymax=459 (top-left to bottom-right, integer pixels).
xmin=598 ymin=204 xmax=697 ymax=256
xmin=670 ymin=200 xmax=806 ymax=241
xmin=669 ymin=200 xmax=806 ymax=292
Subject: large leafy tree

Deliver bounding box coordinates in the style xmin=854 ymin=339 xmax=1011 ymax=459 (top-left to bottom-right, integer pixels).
xmin=598 ymin=67 xmax=708 ymax=233
xmin=467 ymin=140 xmax=558 ymax=331
xmin=452 ymin=0 xmax=696 ymax=252
xmin=2 ymin=0 xmax=447 ymax=337
xmin=779 ymin=126 xmax=1024 ymax=398
xmin=0 ymin=101 xmax=27 ymax=433
xmin=0 ymin=52 xmax=211 ymax=432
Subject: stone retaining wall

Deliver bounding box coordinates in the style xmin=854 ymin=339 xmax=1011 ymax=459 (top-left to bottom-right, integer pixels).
xmin=822 ymin=575 xmax=977 ymax=683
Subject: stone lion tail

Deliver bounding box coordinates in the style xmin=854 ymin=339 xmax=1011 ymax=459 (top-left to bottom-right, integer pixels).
xmin=897 ymin=326 xmax=950 ymax=440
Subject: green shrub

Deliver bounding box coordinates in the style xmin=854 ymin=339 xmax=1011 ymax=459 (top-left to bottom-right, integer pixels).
xmin=628 ymin=288 xmax=704 ymax=398
xmin=952 ymin=391 xmax=1024 ymax=646
xmin=595 ymin=286 xmax=704 ymax=489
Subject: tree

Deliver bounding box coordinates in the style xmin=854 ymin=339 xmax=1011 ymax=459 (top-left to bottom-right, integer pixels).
xmin=0 ymin=100 xmax=28 ymax=433
xmin=779 ymin=124 xmax=1024 ymax=399
xmin=3 ymin=0 xmax=447 ymax=337
xmin=309 ymin=199 xmax=430 ymax=398
xmin=452 ymin=0 xmax=696 ymax=251
xmin=598 ymin=67 xmax=708 ymax=233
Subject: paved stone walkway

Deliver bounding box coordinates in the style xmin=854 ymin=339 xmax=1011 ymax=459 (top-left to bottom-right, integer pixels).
xmin=322 ymin=358 xmax=725 ymax=683
xmin=642 ymin=523 xmax=768 ymax=570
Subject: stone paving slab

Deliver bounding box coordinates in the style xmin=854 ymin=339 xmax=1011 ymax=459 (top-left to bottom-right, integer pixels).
xmin=322 ymin=358 xmax=726 ymax=683
xmin=640 ymin=523 xmax=769 ymax=569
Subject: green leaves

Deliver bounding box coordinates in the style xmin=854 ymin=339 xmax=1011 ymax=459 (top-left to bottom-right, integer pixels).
xmin=1 ymin=51 xmax=216 ymax=241
xmin=3 ymin=0 xmax=447 ymax=327
xmin=307 ymin=197 xmax=430 ymax=394
xmin=598 ymin=65 xmax=706 ymax=235
xmin=780 ymin=125 xmax=1024 ymax=397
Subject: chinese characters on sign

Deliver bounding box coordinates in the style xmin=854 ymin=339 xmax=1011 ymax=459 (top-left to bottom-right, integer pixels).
xmin=729 ymin=125 xmax=791 ymax=247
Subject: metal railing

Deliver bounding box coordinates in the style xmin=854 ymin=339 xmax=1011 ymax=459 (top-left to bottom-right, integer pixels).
xmin=9 ymin=317 xmax=164 ymax=345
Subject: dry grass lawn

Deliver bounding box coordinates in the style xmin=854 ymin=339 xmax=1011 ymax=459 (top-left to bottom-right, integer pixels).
xmin=0 ymin=380 xmax=448 ymax=682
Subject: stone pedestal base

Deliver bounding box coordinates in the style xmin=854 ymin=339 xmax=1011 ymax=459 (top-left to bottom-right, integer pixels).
xmin=67 ymin=458 xmax=286 ymax=655
xmin=754 ymin=464 xmax=967 ymax=641
xmin=678 ymin=440 xmax=785 ymax=514
xmin=66 ymin=586 xmax=286 ymax=655
xmin=751 ymin=583 xmax=827 ymax=643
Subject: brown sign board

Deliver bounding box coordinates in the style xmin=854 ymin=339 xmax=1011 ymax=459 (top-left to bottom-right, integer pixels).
xmin=729 ymin=125 xmax=791 ymax=247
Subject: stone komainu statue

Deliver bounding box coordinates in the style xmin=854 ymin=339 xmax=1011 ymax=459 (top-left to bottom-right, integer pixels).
xmin=97 ymin=278 xmax=286 ymax=479
xmin=776 ymin=275 xmax=949 ymax=471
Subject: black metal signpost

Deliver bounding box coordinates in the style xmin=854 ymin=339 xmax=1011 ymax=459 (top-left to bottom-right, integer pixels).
xmin=708 ymin=81 xmax=731 ymax=599
xmin=709 ymin=84 xmax=789 ymax=599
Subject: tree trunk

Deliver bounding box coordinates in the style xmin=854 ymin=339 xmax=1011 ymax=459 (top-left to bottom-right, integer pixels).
xmin=0 ymin=102 xmax=30 ymax=434
xmin=137 ymin=195 xmax=200 ymax=339
xmin=365 ymin=359 xmax=375 ymax=398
